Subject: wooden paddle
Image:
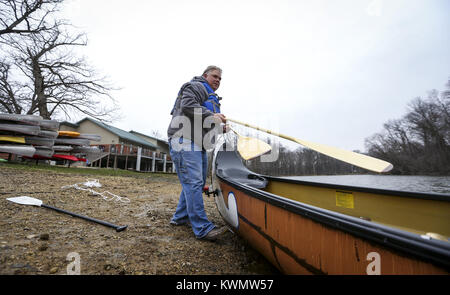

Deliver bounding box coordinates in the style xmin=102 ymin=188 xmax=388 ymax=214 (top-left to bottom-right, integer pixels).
xmin=228 ymin=125 xmax=272 ymax=160
xmin=227 ymin=118 xmax=393 ymax=173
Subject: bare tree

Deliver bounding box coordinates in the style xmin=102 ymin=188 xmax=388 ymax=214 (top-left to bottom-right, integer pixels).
xmin=149 ymin=129 xmax=166 ymax=140
xmin=0 ymin=0 xmax=62 ymax=36
xmin=10 ymin=27 xmax=118 ymax=120
xmin=0 ymin=61 xmax=23 ymax=113
xmin=0 ymin=0 xmax=119 ymax=121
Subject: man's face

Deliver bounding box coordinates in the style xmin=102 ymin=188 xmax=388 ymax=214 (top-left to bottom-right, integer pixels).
xmin=203 ymin=70 xmax=222 ymax=91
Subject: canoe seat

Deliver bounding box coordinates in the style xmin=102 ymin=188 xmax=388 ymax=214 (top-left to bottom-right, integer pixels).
xmin=215 ymin=151 xmax=268 ymax=189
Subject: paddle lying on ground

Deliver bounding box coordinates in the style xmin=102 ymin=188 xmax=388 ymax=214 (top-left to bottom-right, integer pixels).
xmin=228 ymin=125 xmax=272 ymax=160
xmin=227 ymin=118 xmax=393 ymax=173
xmin=6 ymin=196 xmax=127 ymax=232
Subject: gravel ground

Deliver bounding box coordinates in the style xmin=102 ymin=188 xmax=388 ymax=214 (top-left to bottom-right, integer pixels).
xmin=0 ymin=165 xmax=279 ymax=275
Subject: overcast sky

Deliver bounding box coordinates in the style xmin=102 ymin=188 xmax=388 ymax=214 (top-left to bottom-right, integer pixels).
xmin=60 ymin=0 xmax=450 ymax=152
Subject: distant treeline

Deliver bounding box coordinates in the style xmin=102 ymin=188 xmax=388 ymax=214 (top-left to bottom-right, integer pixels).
xmin=245 ymin=79 xmax=450 ymax=176
xmin=365 ymin=79 xmax=450 ymax=175
xmin=245 ymin=145 xmax=364 ymax=176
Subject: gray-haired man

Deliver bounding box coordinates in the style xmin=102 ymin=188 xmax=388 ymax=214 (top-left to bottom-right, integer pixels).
xmin=167 ymin=66 xmax=227 ymax=241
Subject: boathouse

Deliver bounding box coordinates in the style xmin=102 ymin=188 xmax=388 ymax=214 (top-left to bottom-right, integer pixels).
xmin=59 ymin=118 xmax=173 ymax=173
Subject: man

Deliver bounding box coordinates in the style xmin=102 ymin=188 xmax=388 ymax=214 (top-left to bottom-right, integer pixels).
xmin=167 ymin=65 xmax=227 ymax=241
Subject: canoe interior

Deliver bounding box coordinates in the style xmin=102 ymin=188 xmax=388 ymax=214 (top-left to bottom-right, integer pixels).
xmin=262 ymin=177 xmax=450 ymax=240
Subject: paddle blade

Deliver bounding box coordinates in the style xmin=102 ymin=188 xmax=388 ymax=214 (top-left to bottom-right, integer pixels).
xmin=237 ymin=137 xmax=272 ymax=160
xmin=293 ymin=138 xmax=393 ymax=173
xmin=6 ymin=196 xmax=43 ymax=206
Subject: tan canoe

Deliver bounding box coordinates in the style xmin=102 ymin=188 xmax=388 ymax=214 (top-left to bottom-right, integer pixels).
xmin=212 ymin=147 xmax=450 ymax=275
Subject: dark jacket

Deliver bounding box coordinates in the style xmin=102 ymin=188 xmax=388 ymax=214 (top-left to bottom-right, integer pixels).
xmin=167 ymin=76 xmax=220 ymax=147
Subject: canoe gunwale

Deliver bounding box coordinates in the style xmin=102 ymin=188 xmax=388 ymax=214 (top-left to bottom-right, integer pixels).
xmin=265 ymin=175 xmax=450 ymax=202
xmin=216 ymin=172 xmax=450 ymax=271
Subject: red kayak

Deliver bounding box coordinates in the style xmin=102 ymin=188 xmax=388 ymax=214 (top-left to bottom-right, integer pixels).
xmin=52 ymin=154 xmax=79 ymax=161
xmin=25 ymin=154 xmax=82 ymax=162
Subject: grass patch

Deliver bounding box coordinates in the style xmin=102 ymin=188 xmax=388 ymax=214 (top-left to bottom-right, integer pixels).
xmin=0 ymin=161 xmax=177 ymax=180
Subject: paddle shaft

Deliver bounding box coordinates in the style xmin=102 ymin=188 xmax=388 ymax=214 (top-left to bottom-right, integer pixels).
xmin=228 ymin=125 xmax=242 ymax=137
xmin=228 ymin=118 xmax=296 ymax=142
xmin=41 ymin=204 xmax=127 ymax=232
xmin=227 ymin=118 xmax=393 ymax=173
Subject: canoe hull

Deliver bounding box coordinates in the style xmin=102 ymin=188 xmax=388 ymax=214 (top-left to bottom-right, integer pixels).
xmin=211 ymin=141 xmax=450 ymax=275
xmin=217 ymin=181 xmax=448 ymax=275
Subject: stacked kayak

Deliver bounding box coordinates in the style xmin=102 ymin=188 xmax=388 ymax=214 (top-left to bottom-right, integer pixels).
xmin=0 ymin=113 xmax=57 ymax=158
xmin=0 ymin=113 xmax=102 ymax=163
xmin=51 ymin=130 xmax=102 ymax=162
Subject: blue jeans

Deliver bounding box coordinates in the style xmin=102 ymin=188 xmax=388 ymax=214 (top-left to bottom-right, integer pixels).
xmin=169 ymin=137 xmax=215 ymax=238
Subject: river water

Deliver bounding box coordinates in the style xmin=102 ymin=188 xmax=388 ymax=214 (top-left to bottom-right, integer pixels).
xmin=285 ymin=175 xmax=450 ymax=195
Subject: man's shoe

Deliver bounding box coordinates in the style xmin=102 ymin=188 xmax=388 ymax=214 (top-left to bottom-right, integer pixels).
xmin=199 ymin=226 xmax=228 ymax=241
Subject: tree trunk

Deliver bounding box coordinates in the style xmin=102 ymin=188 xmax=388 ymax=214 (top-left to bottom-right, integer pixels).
xmin=31 ymin=58 xmax=50 ymax=119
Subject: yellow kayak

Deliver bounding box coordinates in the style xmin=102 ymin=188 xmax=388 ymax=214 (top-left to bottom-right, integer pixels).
xmin=58 ymin=131 xmax=80 ymax=137
xmin=0 ymin=135 xmax=25 ymax=144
